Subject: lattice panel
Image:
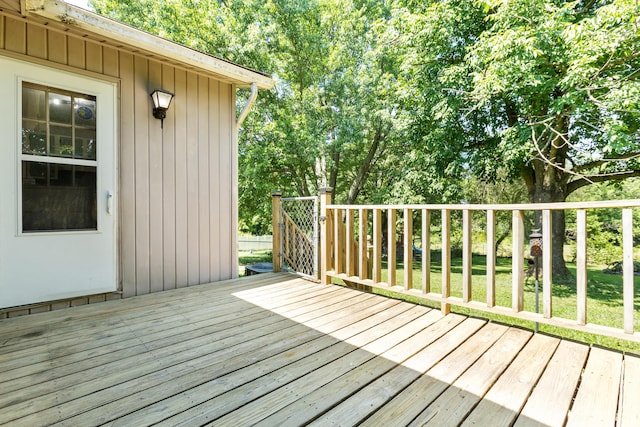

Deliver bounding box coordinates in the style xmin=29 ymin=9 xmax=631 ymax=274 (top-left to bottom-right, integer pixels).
xmin=281 ymin=197 xmax=318 ymax=278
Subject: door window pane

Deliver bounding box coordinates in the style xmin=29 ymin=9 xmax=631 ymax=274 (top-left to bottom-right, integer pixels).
xmin=21 ymin=119 xmax=46 ymax=155
xmin=49 ymin=93 xmax=72 ymax=124
xmin=21 ymin=83 xmax=97 ymax=160
xmin=22 ymin=86 xmax=46 ymax=120
xmin=22 ymin=162 xmax=97 ymax=231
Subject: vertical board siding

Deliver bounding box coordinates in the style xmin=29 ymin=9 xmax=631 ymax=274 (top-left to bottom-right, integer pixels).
xmin=85 ymin=41 xmax=103 ymax=74
xmin=220 ymin=83 xmax=233 ymax=280
xmin=209 ymin=80 xmax=221 ymax=282
xmin=0 ymin=15 xmax=238 ymax=313
xmin=186 ymin=71 xmax=200 ymax=286
xmin=162 ymin=64 xmax=177 ymax=290
xmin=47 ymin=30 xmax=66 ymax=64
xmin=174 ymin=68 xmax=189 ymax=288
xmin=198 ymin=74 xmax=211 ymax=283
xmin=5 ymin=18 xmax=25 ymax=53
xmin=148 ymin=60 xmax=164 ymax=293
xmin=119 ymin=52 xmax=137 ymax=298
xmin=133 ymin=55 xmax=151 ymax=295
xmin=26 ymin=24 xmax=46 ymax=59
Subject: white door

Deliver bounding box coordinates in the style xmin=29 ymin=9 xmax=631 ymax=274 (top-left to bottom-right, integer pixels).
xmin=0 ymin=56 xmax=117 ymax=309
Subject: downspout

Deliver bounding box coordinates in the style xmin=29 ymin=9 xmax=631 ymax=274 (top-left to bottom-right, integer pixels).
xmin=236 ymin=82 xmax=258 ymax=131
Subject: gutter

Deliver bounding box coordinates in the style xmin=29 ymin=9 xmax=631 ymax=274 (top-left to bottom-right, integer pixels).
xmin=236 ymin=82 xmax=258 ymax=131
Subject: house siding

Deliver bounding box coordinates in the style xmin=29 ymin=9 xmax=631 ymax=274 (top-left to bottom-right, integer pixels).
xmin=0 ymin=13 xmax=237 ymax=317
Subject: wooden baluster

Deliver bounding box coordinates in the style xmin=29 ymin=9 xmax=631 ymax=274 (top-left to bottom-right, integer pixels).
xmin=373 ymin=208 xmax=382 ymax=283
xmin=359 ymin=208 xmax=368 ymax=280
xmin=346 ymin=209 xmax=355 ymax=277
xmin=576 ymin=209 xmax=587 ymax=325
xmin=623 ymin=208 xmax=634 ymax=334
xmin=319 ymin=188 xmax=332 ymax=284
xmin=422 ymin=209 xmax=431 ymax=294
xmin=442 ymin=209 xmax=451 ymax=314
xmin=486 ymin=209 xmax=496 ymax=307
xmin=388 ymin=209 xmax=396 ymax=287
xmin=404 ymin=208 xmax=413 ymax=290
xmin=462 ymin=209 xmax=472 ymax=303
xmin=542 ymin=210 xmax=552 ymax=318
xmin=333 ymin=208 xmax=342 ymax=274
xmin=271 ymin=191 xmax=282 ymax=272
xmin=512 ymin=210 xmax=525 ymax=312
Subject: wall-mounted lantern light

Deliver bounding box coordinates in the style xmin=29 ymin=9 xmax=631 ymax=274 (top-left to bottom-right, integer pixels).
xmin=150 ymin=89 xmax=174 ymax=128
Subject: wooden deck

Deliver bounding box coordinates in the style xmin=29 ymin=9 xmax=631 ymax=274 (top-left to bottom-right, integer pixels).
xmin=0 ymin=273 xmax=638 ymax=426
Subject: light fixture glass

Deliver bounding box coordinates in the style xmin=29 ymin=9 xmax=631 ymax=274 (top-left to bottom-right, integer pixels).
xmin=150 ymin=89 xmax=174 ymax=127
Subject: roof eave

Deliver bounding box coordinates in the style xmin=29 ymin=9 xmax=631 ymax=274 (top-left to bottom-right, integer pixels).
xmin=24 ymin=0 xmax=275 ymax=90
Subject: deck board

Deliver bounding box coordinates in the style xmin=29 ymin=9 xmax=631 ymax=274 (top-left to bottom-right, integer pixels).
xmin=0 ymin=273 xmax=635 ymax=426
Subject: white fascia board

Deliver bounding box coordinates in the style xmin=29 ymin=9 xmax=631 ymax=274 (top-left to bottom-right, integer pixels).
xmin=26 ymin=0 xmax=275 ymax=90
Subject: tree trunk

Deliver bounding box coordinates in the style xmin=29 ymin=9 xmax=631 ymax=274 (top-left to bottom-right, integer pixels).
xmin=522 ymin=115 xmax=573 ymax=279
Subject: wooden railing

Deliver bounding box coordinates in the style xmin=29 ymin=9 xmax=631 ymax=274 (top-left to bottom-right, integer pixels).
xmin=319 ymin=189 xmax=640 ymax=342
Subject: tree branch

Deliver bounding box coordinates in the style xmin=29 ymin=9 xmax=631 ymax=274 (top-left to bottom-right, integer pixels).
xmin=567 ymin=169 xmax=640 ymax=195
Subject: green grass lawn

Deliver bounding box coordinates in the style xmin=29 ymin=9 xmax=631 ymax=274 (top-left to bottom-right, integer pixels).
xmin=238 ymin=250 xmax=272 ymax=276
xmin=239 ymin=248 xmax=640 ymax=353
xmin=354 ymin=252 xmax=640 ymax=354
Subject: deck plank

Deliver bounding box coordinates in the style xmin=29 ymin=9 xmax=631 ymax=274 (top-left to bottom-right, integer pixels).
xmin=408 ymin=327 xmax=532 ymax=426
xmin=282 ymin=316 xmax=485 ymax=427
xmin=461 ymin=333 xmax=559 ymax=427
xmin=93 ymin=301 xmax=419 ymax=426
xmin=566 ymin=347 xmax=623 ymax=427
xmin=0 ymin=273 xmax=631 ymax=427
xmin=167 ymin=307 xmax=441 ymax=426
xmin=621 ymin=354 xmax=640 ymax=426
xmin=2 ymin=285 xmax=376 ymax=424
xmin=360 ymin=322 xmax=509 ymax=426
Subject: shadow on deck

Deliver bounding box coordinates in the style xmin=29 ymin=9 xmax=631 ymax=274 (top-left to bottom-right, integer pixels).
xmin=0 ymin=273 xmax=638 ymax=426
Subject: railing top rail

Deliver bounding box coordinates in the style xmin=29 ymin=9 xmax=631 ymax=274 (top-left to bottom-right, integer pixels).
xmin=282 ymin=196 xmax=318 ymax=202
xmin=327 ymin=199 xmax=640 ymax=211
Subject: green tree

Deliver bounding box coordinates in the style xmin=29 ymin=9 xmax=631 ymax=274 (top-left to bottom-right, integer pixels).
xmin=396 ymin=0 xmax=640 ymax=276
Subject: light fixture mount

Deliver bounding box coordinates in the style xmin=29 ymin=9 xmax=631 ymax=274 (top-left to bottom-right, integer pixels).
xmin=150 ymin=89 xmax=174 ymax=128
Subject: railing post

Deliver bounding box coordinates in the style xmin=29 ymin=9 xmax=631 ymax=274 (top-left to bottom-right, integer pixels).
xmin=359 ymin=208 xmax=369 ymax=280
xmin=421 ymin=209 xmax=431 ymax=294
xmin=441 ymin=209 xmax=451 ymax=315
xmin=319 ymin=187 xmax=332 ymax=285
xmin=512 ymin=210 xmax=525 ymax=312
xmin=271 ymin=191 xmax=282 ymax=273
xmin=462 ymin=209 xmax=472 ymax=302
xmin=486 ymin=209 xmax=496 ymax=307
xmin=404 ymin=208 xmax=413 ymax=290
xmin=576 ymin=209 xmax=587 ymax=325
xmin=388 ymin=209 xmax=397 ymax=287
xmin=623 ymin=208 xmax=634 ymax=334
xmin=542 ymin=210 xmax=553 ymax=318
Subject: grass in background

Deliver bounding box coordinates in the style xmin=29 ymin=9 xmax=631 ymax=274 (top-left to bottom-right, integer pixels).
xmin=343 ymin=252 xmax=640 ymax=354
xmin=238 ymin=250 xmax=272 ymax=276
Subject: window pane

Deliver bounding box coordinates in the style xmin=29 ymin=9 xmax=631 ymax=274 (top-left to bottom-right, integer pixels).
xmin=75 ymin=97 xmax=96 ymax=128
xmin=21 ymin=119 xmax=46 ymax=155
xmin=75 ymin=127 xmax=97 ymax=160
xmin=49 ymin=125 xmax=73 ymax=157
xmin=49 ymin=93 xmax=72 ymax=125
xmin=22 ymin=86 xmax=46 ymax=120
xmin=22 ymin=161 xmax=97 ymax=232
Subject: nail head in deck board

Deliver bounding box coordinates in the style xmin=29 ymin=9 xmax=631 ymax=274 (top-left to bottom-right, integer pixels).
xmin=566 ymin=347 xmax=623 ymax=427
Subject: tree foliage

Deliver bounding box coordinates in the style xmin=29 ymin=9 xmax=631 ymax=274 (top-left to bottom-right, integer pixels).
xmin=91 ymin=0 xmax=640 ymax=271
